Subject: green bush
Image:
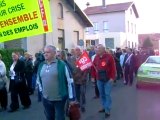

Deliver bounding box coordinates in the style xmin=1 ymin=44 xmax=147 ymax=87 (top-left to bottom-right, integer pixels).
xmin=0 ymin=48 xmax=24 ymax=76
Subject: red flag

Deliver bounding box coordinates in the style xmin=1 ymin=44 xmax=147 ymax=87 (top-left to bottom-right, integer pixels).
xmin=76 ymin=51 xmax=92 ymax=71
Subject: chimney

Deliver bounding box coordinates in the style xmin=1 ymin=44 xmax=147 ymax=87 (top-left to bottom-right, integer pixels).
xmin=102 ymin=0 xmax=106 ymax=7
xmin=86 ymin=2 xmax=90 ymax=8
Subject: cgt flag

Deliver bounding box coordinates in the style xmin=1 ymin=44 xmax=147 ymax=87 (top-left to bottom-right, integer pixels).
xmin=76 ymin=51 xmax=92 ymax=71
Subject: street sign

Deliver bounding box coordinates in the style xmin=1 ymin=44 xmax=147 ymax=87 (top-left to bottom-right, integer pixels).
xmin=0 ymin=0 xmax=52 ymax=42
xmin=78 ymin=39 xmax=84 ymax=46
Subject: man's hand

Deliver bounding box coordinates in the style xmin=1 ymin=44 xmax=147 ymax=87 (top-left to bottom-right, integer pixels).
xmin=0 ymin=72 xmax=2 ymax=78
xmin=108 ymin=79 xmax=113 ymax=84
xmin=91 ymin=78 xmax=95 ymax=82
xmin=69 ymin=101 xmax=77 ymax=106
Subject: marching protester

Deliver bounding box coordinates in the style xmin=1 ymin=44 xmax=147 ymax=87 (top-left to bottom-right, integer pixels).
xmin=91 ymin=46 xmax=99 ymax=99
xmin=115 ymin=48 xmax=123 ymax=80
xmin=0 ymin=53 xmax=8 ymax=111
xmin=120 ymin=49 xmax=127 ymax=83
xmin=71 ymin=46 xmax=89 ymax=113
xmin=37 ymin=45 xmax=76 ymax=120
xmin=123 ymin=48 xmax=135 ymax=86
xmin=60 ymin=50 xmax=73 ymax=74
xmin=91 ymin=44 xmax=116 ymax=118
xmin=8 ymin=52 xmax=31 ymax=112
xmin=33 ymin=52 xmax=45 ymax=102
xmin=134 ymin=50 xmax=142 ymax=77
xmin=89 ymin=45 xmax=96 ymax=58
xmin=24 ymin=52 xmax=34 ymax=95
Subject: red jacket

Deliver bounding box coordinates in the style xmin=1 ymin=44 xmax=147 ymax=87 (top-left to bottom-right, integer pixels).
xmin=91 ymin=52 xmax=116 ymax=81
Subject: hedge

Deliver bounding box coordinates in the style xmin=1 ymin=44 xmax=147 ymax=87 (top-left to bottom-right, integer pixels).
xmin=0 ymin=48 xmax=24 ymax=76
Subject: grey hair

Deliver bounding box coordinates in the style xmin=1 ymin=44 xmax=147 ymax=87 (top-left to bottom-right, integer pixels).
xmin=44 ymin=45 xmax=57 ymax=52
xmin=75 ymin=46 xmax=83 ymax=52
xmin=97 ymin=44 xmax=106 ymax=49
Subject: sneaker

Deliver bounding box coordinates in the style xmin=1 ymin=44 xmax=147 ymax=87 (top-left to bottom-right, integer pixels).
xmin=81 ymin=107 xmax=86 ymax=113
xmin=105 ymin=113 xmax=110 ymax=118
xmin=23 ymin=105 xmax=30 ymax=110
xmin=8 ymin=108 xmax=18 ymax=113
xmin=93 ymin=96 xmax=99 ymax=99
xmin=98 ymin=108 xmax=105 ymax=113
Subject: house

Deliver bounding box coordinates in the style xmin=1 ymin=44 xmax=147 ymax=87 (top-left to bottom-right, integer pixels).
xmin=4 ymin=0 xmax=92 ymax=56
xmin=84 ymin=0 xmax=139 ymax=49
xmin=138 ymin=33 xmax=160 ymax=52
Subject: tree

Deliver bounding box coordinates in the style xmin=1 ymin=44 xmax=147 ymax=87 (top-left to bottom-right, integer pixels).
xmin=142 ymin=37 xmax=153 ymax=48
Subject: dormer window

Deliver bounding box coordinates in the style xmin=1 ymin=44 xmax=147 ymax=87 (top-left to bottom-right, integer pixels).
xmin=58 ymin=3 xmax=63 ymax=19
xmin=130 ymin=8 xmax=132 ymax=15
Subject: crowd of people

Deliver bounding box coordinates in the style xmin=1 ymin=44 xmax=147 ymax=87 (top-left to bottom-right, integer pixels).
xmin=0 ymin=44 xmax=155 ymax=120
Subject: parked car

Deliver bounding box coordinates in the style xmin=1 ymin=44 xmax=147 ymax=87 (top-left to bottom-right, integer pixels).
xmin=137 ymin=56 xmax=160 ymax=89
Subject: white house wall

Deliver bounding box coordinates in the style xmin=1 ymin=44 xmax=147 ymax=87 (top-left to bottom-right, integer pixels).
xmin=63 ymin=1 xmax=85 ymax=48
xmin=87 ymin=12 xmax=125 ymax=34
xmin=26 ymin=0 xmax=86 ymax=55
xmin=27 ymin=35 xmax=44 ymax=56
xmin=125 ymin=5 xmax=138 ymax=48
xmin=86 ymin=32 xmax=127 ymax=48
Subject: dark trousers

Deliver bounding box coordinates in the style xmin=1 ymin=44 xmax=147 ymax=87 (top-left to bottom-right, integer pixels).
xmin=116 ymin=63 xmax=123 ymax=80
xmin=0 ymin=87 xmax=8 ymax=109
xmin=75 ymin=84 xmax=86 ymax=108
xmin=94 ymin=81 xmax=99 ymax=97
xmin=25 ymin=73 xmax=33 ymax=93
xmin=42 ymin=98 xmax=66 ymax=120
xmin=124 ymin=64 xmax=134 ymax=85
xmin=9 ymin=80 xmax=31 ymax=110
xmin=32 ymin=73 xmax=37 ymax=91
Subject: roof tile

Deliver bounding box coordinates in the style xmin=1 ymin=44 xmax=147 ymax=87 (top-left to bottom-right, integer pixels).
xmin=84 ymin=2 xmax=133 ymax=15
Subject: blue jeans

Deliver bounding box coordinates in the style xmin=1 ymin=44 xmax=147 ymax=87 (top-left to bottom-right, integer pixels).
xmin=42 ymin=98 xmax=66 ymax=120
xmin=97 ymin=80 xmax=112 ymax=113
xmin=37 ymin=87 xmax=42 ymax=102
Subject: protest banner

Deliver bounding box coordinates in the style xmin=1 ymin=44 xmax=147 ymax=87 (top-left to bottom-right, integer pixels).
xmin=76 ymin=51 xmax=92 ymax=71
xmin=0 ymin=0 xmax=52 ymax=42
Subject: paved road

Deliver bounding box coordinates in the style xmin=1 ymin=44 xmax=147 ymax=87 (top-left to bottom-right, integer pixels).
xmin=0 ymin=80 xmax=160 ymax=120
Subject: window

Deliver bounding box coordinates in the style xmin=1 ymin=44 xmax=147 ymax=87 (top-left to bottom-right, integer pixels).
xmin=93 ymin=22 xmax=98 ymax=33
xmin=105 ymin=38 xmax=114 ymax=49
xmin=131 ymin=23 xmax=133 ymax=33
xmin=132 ymin=42 xmax=134 ymax=48
xmin=86 ymin=40 xmax=90 ymax=47
xmin=128 ymin=41 xmax=130 ymax=48
xmin=58 ymin=29 xmax=64 ymax=50
xmin=85 ymin=27 xmax=89 ymax=33
xmin=135 ymin=43 xmax=137 ymax=48
xmin=73 ymin=31 xmax=79 ymax=45
xmin=146 ymin=57 xmax=160 ymax=64
xmin=91 ymin=39 xmax=99 ymax=45
xmin=128 ymin=21 xmax=129 ymax=32
xmin=103 ymin=21 xmax=109 ymax=32
xmin=58 ymin=3 xmax=63 ymax=19
xmin=130 ymin=9 xmax=132 ymax=15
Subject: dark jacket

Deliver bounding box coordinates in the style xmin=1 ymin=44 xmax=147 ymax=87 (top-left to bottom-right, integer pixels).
xmin=24 ymin=59 xmax=33 ymax=73
xmin=14 ymin=59 xmax=26 ymax=82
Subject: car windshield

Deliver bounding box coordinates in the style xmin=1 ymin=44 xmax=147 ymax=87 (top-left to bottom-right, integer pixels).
xmin=146 ymin=57 xmax=160 ymax=64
